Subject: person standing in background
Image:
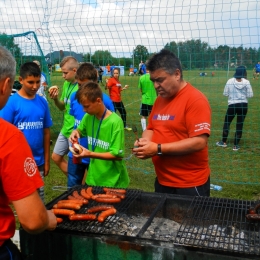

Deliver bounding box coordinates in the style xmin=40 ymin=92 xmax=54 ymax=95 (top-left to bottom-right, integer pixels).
xmin=253 ymin=61 xmax=260 ymax=80
xmin=0 ymin=62 xmax=53 ymax=203
xmin=133 ymin=49 xmax=211 ymax=197
xmin=216 ymin=66 xmax=253 ymax=151
xmin=33 ymin=60 xmax=48 ymax=100
xmin=138 ymin=70 xmax=157 ymax=131
xmin=106 ymin=63 xmax=110 ymax=75
xmin=49 ymin=56 xmax=79 ymax=177
xmin=105 ymin=67 xmax=132 ymax=131
xmin=0 ymin=46 xmax=56 ymax=260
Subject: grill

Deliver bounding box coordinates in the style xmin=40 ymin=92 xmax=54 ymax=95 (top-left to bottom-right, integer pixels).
xmin=20 ymin=186 xmax=260 ymax=260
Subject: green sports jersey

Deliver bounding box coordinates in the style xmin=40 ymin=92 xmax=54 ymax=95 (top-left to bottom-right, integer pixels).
xmin=138 ymin=73 xmax=157 ymax=105
xmin=60 ymin=81 xmax=78 ymax=137
xmin=78 ymin=112 xmax=129 ymax=188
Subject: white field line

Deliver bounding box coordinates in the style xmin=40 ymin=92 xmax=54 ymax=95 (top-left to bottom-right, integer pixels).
xmin=125 ymin=98 xmax=141 ymax=107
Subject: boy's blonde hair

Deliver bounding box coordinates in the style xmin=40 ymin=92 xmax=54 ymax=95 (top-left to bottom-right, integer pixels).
xmin=60 ymin=56 xmax=79 ymax=70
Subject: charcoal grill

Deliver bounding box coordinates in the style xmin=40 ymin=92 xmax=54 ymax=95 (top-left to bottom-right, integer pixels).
xmin=20 ymin=186 xmax=260 ymax=260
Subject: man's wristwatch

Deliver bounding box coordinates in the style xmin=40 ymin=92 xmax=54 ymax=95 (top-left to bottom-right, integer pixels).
xmin=157 ymin=144 xmax=163 ymax=156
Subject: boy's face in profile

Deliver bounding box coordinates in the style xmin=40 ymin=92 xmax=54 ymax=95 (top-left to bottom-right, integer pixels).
xmin=80 ymin=96 xmax=101 ymax=115
xmin=19 ymin=75 xmax=41 ymax=98
xmin=61 ymin=64 xmax=76 ymax=83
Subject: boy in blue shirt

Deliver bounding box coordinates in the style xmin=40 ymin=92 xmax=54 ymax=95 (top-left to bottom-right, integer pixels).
xmin=68 ymin=62 xmax=114 ymax=187
xmin=0 ymin=62 xmax=52 ymax=202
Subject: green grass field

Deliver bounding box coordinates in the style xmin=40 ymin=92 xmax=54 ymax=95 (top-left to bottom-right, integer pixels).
xmin=44 ymin=69 xmax=260 ymax=203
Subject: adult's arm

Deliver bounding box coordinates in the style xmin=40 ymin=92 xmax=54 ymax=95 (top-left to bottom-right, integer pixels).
xmin=12 ymin=191 xmax=57 ymax=234
xmin=133 ymin=134 xmax=208 ymax=159
xmin=43 ymin=128 xmax=51 ymax=176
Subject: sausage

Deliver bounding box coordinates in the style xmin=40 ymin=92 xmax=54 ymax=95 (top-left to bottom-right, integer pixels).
xmin=69 ymin=214 xmax=97 ymax=221
xmin=57 ymin=200 xmax=83 ymax=206
xmin=97 ymin=208 xmax=117 ymax=223
xmin=87 ymin=205 xmax=114 ymax=213
xmin=103 ymin=188 xmax=126 ymax=194
xmin=248 ymin=207 xmax=256 ymax=215
xmin=254 ymin=204 xmax=260 ymax=213
xmin=51 ymin=209 xmax=75 ymax=216
xmin=246 ymin=214 xmax=260 ymax=221
xmin=53 ymin=203 xmax=81 ymax=210
xmin=72 ymin=190 xmax=86 ymax=200
xmin=93 ymin=194 xmax=118 ymax=200
xmin=67 ymin=195 xmax=88 ymax=205
xmin=86 ymin=187 xmax=94 ymax=198
xmin=94 ymin=197 xmax=121 ymax=204
xmin=80 ymin=189 xmax=92 ymax=200
xmin=56 ymin=217 xmax=63 ymax=224
xmin=105 ymin=191 xmax=126 ymax=199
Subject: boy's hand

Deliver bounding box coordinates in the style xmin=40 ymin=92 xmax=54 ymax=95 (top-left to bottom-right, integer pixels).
xmin=69 ymin=130 xmax=81 ymax=143
xmin=48 ymin=86 xmax=59 ymax=99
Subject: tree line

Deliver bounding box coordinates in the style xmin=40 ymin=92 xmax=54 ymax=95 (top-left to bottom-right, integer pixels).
xmin=1 ymin=33 xmax=260 ymax=70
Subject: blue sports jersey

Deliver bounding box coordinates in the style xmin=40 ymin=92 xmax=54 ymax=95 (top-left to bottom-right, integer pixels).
xmin=0 ymin=93 xmax=52 ymax=166
xmin=255 ymin=63 xmax=260 ymax=73
xmin=69 ymin=92 xmax=115 ymax=161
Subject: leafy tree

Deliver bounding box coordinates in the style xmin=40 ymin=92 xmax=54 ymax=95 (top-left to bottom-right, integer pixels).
xmin=133 ymin=45 xmax=149 ymax=66
xmin=91 ymin=50 xmax=113 ymax=66
xmin=0 ymin=32 xmax=22 ymax=61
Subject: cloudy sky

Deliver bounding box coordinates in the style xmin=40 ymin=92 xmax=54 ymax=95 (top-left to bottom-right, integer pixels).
xmin=0 ymin=0 xmax=259 ymax=57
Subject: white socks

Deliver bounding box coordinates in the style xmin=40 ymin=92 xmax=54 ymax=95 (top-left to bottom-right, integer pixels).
xmin=141 ymin=118 xmax=146 ymax=131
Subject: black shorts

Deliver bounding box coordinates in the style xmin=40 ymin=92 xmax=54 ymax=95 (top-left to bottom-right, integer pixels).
xmin=139 ymin=103 xmax=153 ymax=117
xmin=0 ymin=239 xmax=22 ymax=260
xmin=154 ymin=177 xmax=210 ymax=197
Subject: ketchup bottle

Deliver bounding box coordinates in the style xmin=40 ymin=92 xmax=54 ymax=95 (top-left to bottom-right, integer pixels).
xmin=72 ymin=141 xmax=81 ymax=164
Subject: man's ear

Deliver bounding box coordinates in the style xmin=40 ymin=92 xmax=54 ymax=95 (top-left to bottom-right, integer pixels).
xmin=0 ymin=77 xmax=11 ymax=95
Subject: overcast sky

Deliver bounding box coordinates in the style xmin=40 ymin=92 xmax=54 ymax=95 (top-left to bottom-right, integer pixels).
xmin=0 ymin=0 xmax=259 ymax=57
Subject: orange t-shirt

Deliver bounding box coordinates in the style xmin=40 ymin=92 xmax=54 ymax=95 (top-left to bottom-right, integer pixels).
xmin=106 ymin=77 xmax=122 ymax=102
xmin=147 ymin=83 xmax=211 ymax=188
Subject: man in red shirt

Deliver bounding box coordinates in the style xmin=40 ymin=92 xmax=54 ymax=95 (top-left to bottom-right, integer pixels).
xmin=133 ymin=49 xmax=211 ymax=196
xmin=0 ymin=46 xmax=57 ymax=259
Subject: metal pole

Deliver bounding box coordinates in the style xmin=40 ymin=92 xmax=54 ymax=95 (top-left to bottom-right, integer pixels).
xmin=227 ymin=47 xmax=231 ymax=78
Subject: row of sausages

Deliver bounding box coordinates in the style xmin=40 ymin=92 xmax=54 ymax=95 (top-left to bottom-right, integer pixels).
xmin=51 ymin=187 xmax=126 ymax=223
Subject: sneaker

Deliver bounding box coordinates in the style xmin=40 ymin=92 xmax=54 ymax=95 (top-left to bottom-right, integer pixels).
xmin=124 ymin=126 xmax=132 ymax=131
xmin=233 ymin=145 xmax=240 ymax=151
xmin=216 ymin=141 xmax=227 ymax=148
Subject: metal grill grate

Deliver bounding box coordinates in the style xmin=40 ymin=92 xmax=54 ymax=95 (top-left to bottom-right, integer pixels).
xmin=174 ymin=196 xmax=260 ymax=256
xmin=46 ymin=186 xmax=142 ymax=234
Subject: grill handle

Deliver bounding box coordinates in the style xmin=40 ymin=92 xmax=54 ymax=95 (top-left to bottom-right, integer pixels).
xmin=52 ymin=186 xmax=70 ymax=192
xmin=136 ymin=195 xmax=167 ymax=238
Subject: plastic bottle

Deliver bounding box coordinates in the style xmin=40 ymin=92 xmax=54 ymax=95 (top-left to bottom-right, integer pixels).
xmin=210 ymin=184 xmax=222 ymax=191
xmin=72 ymin=141 xmax=81 ymax=164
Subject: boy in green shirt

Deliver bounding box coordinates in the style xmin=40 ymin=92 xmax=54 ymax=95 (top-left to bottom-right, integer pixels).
xmin=69 ymin=82 xmax=129 ymax=188
xmin=49 ymin=56 xmax=79 ymax=176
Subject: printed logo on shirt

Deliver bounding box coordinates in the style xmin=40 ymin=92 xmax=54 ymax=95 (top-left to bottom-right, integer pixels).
xmin=88 ymin=136 xmax=110 ymax=150
xmin=18 ymin=121 xmax=43 ymax=130
xmin=24 ymin=157 xmax=37 ymax=177
xmin=75 ymin=119 xmax=81 ymax=128
xmin=194 ymin=122 xmax=211 ymax=132
xmin=152 ymin=114 xmax=175 ymax=121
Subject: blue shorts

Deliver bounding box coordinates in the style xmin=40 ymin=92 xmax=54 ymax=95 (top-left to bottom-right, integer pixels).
xmin=0 ymin=239 xmax=22 ymax=260
xmin=67 ymin=157 xmax=89 ymax=187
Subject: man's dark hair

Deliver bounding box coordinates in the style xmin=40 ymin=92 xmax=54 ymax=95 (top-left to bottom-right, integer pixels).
xmin=19 ymin=62 xmax=41 ymax=79
xmin=146 ymin=49 xmax=183 ymax=79
xmin=76 ymin=81 xmax=103 ymax=103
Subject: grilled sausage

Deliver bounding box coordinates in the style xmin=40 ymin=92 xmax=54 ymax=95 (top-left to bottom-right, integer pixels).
xmin=69 ymin=214 xmax=97 ymax=221
xmin=52 ymin=209 xmax=75 ymax=216
xmin=67 ymin=195 xmax=88 ymax=205
xmin=56 ymin=217 xmax=63 ymax=224
xmin=105 ymin=191 xmax=126 ymax=199
xmin=103 ymin=188 xmax=126 ymax=194
xmin=97 ymin=208 xmax=117 ymax=223
xmin=72 ymin=190 xmax=85 ymax=200
xmin=86 ymin=187 xmax=94 ymax=198
xmin=95 ymin=197 xmax=121 ymax=204
xmin=57 ymin=200 xmax=83 ymax=206
xmin=87 ymin=205 xmax=114 ymax=213
xmin=92 ymin=194 xmax=117 ymax=200
xmin=53 ymin=203 xmax=81 ymax=210
xmin=80 ymin=189 xmax=92 ymax=200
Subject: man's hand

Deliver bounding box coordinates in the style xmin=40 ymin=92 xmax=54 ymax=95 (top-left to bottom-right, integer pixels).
xmin=132 ymin=138 xmax=157 ymax=159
